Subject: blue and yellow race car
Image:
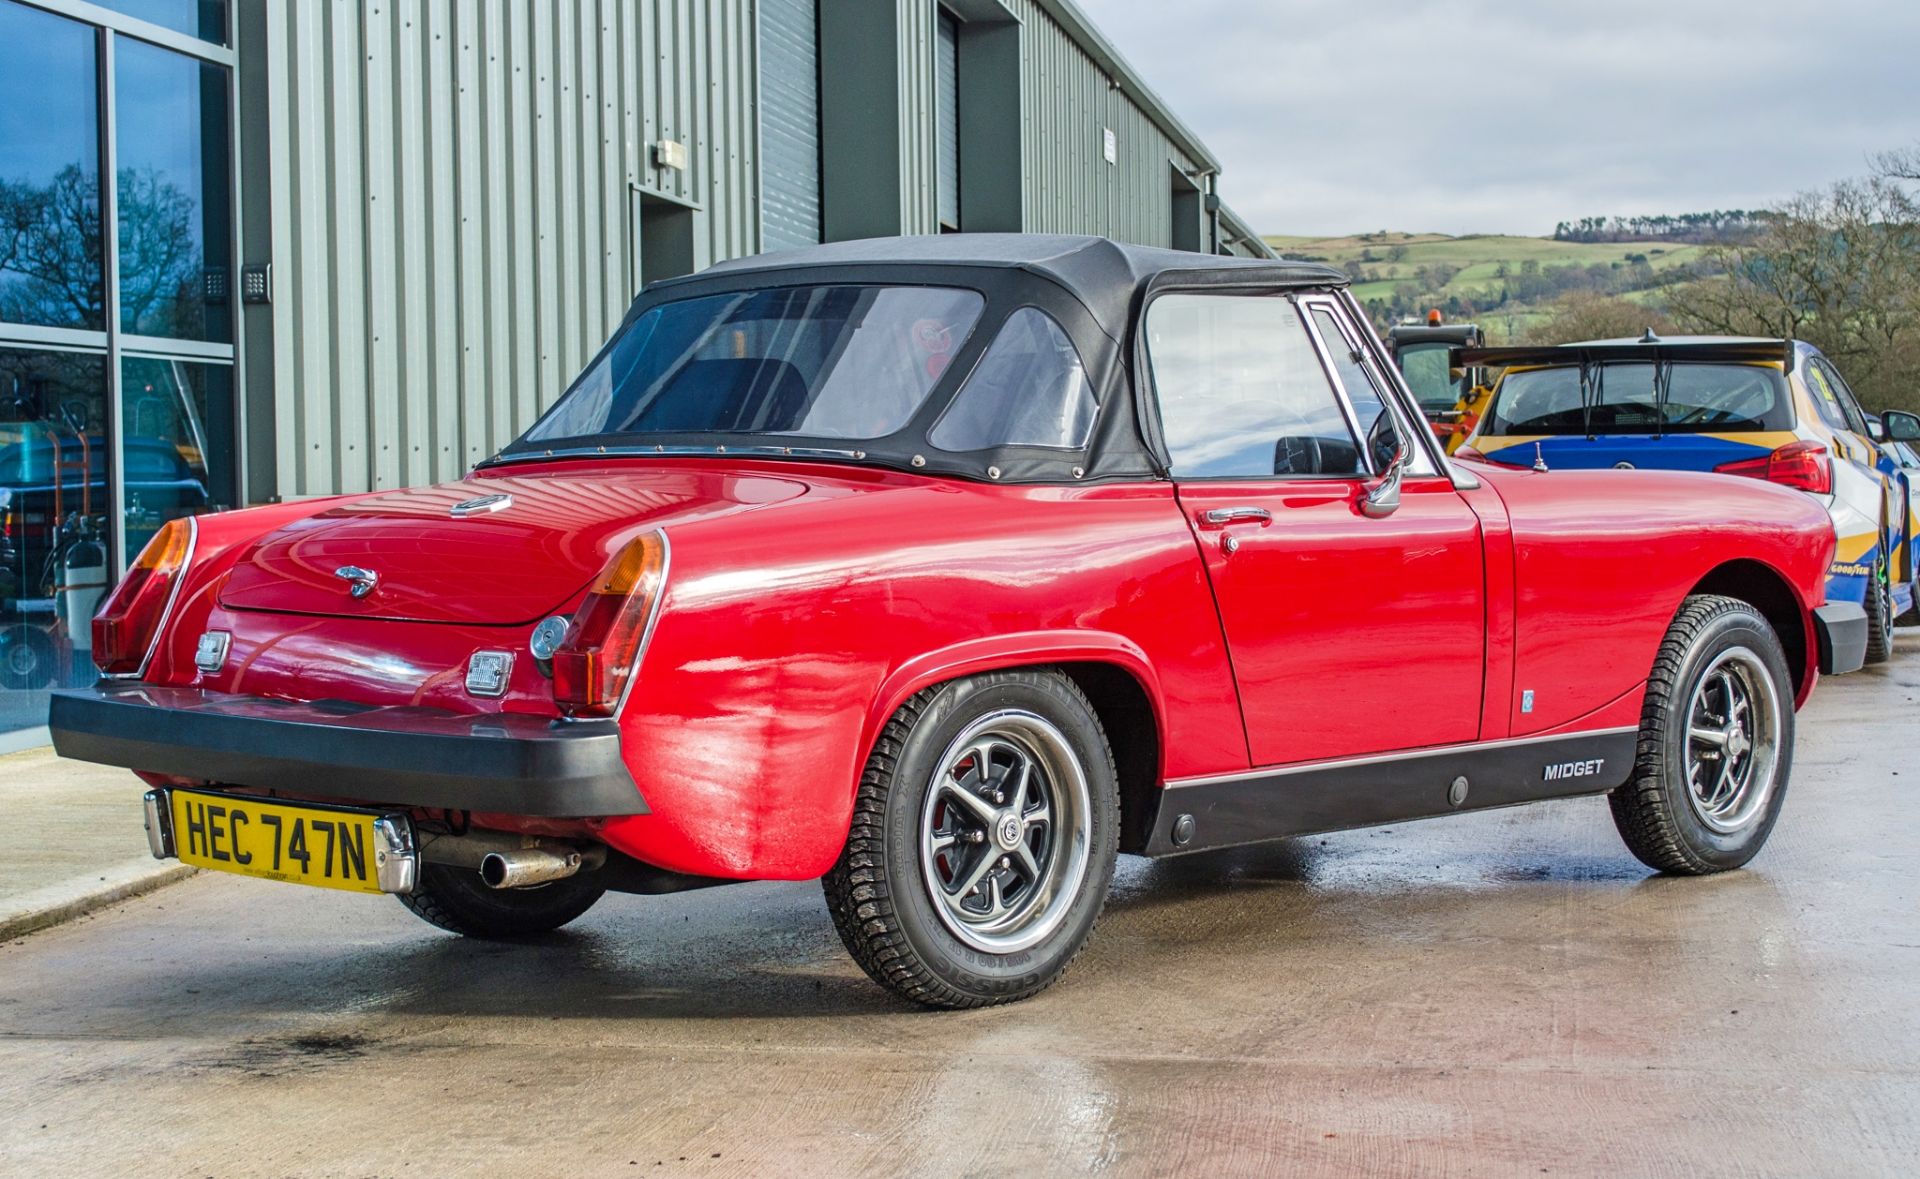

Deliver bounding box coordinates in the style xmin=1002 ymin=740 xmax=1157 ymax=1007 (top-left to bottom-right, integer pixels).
xmin=1456 ymin=335 xmax=1914 ymax=666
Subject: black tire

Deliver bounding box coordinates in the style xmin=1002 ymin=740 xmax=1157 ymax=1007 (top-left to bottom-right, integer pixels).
xmin=1865 ymin=552 xmax=1895 ymax=663
xmin=1609 ymin=595 xmax=1795 ymax=875
xmin=822 ymin=669 xmax=1120 ymax=1009
xmin=397 ymin=862 xmax=606 ymax=938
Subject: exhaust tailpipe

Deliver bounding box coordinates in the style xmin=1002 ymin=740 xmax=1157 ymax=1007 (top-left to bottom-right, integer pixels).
xmin=480 ymin=847 xmax=585 ymax=890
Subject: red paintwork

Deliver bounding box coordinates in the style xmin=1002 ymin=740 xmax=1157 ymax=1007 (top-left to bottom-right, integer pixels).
xmin=137 ymin=451 xmax=1836 ymax=881
xmin=1178 ymin=474 xmax=1486 ymax=764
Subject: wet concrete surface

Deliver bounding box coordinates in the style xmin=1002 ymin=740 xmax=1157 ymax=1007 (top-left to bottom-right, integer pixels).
xmin=3 ymin=642 xmax=1918 ymax=1177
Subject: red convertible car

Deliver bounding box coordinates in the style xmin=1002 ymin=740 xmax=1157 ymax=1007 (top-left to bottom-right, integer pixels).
xmin=52 ymin=236 xmax=1862 ymax=1008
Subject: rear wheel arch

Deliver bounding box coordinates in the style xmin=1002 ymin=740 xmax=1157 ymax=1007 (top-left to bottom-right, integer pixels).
xmin=859 ymin=644 xmax=1166 ymax=857
xmin=1687 ymin=560 xmax=1810 ymax=700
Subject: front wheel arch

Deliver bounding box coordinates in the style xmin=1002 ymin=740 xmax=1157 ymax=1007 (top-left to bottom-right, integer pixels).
xmin=1686 ymin=559 xmax=1812 ymax=702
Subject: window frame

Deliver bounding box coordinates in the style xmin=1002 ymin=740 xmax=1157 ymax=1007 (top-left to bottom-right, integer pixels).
xmin=1296 ymin=294 xmax=1439 ymax=478
xmin=1139 ymin=288 xmax=1380 ymax=484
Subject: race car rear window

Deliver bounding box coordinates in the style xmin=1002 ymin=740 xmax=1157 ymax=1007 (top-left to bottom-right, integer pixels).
xmin=524 ymin=285 xmax=986 ymax=444
xmin=1485 ymin=362 xmax=1793 ymax=435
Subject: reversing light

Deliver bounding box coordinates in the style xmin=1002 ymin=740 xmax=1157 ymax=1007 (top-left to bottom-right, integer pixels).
xmin=1714 ymin=440 xmax=1833 ymax=496
xmin=93 ymin=517 xmax=196 ymax=677
xmin=550 ymin=530 xmax=669 ymax=717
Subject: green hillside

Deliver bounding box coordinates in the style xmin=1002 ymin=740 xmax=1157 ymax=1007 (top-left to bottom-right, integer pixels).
xmin=1263 ymin=231 xmax=1699 ymax=340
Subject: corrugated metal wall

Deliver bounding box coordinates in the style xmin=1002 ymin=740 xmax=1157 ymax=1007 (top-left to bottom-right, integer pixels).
xmin=886 ymin=0 xmax=1204 ymax=246
xmin=260 ymin=0 xmax=759 ymax=498
xmin=250 ymin=0 xmax=1259 ymax=501
xmin=1005 ymin=0 xmax=1200 ymax=246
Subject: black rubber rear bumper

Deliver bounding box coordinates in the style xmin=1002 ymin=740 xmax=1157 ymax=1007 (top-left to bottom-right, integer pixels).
xmin=1813 ymin=601 xmax=1869 ymax=676
xmin=49 ymin=682 xmax=647 ymax=817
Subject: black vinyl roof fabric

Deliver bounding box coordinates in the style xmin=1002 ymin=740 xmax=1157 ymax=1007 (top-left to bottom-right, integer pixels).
xmin=501 ymin=236 xmax=1353 ymax=484
xmin=680 ymin=234 xmax=1349 ymax=342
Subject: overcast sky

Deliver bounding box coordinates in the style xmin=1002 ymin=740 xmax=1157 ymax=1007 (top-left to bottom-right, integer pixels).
xmin=1076 ymin=0 xmax=1920 ymax=237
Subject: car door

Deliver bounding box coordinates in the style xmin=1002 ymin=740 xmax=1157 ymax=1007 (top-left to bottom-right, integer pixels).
xmin=1143 ymin=288 xmax=1486 ymax=767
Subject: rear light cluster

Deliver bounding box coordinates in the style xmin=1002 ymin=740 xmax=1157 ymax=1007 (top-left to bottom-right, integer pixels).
xmin=550 ymin=530 xmax=669 ymax=717
xmin=1714 ymin=441 xmax=1833 ymax=496
xmin=93 ymin=517 xmax=196 ymax=676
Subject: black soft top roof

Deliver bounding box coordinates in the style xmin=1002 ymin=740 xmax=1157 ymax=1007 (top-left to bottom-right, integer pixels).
xmin=674 ymin=234 xmax=1348 ymax=342
xmin=500 ymin=235 xmax=1352 ymax=484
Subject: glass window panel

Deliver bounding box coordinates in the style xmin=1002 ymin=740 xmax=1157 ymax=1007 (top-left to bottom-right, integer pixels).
xmin=0 ymin=346 xmax=113 ymax=730
xmin=1145 ymin=295 xmax=1364 ymax=479
xmin=1310 ymin=307 xmax=1397 ymax=472
xmin=119 ymin=355 xmax=232 ymax=565
xmin=1490 ymin=363 xmax=1793 ymax=435
xmin=92 ymin=1 xmax=227 ymax=44
xmin=525 ymin=286 xmax=985 ymax=445
xmin=931 ymin=308 xmax=1097 ymax=451
xmin=115 ymin=38 xmax=232 ymax=343
xmin=0 ymin=2 xmax=104 ymax=332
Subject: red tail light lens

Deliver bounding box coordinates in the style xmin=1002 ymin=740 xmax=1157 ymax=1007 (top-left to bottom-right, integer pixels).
xmin=93 ymin=518 xmax=195 ymax=676
xmin=1714 ymin=440 xmax=1833 ymax=495
xmin=551 ymin=531 xmax=669 ymax=717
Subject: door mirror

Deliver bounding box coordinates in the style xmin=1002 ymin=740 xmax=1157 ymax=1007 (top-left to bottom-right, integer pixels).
xmin=1361 ymin=439 xmax=1406 ymax=519
xmin=1882 ymin=410 xmax=1920 ymax=443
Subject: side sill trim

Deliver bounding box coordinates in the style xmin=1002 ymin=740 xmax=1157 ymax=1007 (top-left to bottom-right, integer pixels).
xmin=1145 ymin=727 xmax=1639 ymax=857
xmin=1165 ymin=726 xmax=1638 ymax=790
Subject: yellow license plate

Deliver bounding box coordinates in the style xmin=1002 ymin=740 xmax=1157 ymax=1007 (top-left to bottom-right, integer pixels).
xmin=170 ymin=789 xmax=385 ymax=894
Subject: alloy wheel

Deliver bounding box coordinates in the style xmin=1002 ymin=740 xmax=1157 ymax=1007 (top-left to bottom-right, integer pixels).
xmin=918 ymin=709 xmax=1091 ymax=953
xmin=1683 ymin=646 xmax=1782 ymax=834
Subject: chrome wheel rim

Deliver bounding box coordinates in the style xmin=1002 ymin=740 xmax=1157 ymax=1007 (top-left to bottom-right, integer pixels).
xmin=918 ymin=710 xmax=1091 ymax=954
xmin=1684 ymin=646 xmax=1781 ymax=834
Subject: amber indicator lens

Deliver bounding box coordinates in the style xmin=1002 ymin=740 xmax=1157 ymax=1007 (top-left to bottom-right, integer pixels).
xmin=93 ymin=518 xmax=195 ymax=675
xmin=551 ymin=531 xmax=667 ymax=716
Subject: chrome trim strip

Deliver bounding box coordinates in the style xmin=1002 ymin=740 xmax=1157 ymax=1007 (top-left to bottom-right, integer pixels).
xmin=486 ymin=443 xmax=869 ymax=467
xmin=108 ymin=515 xmax=199 ymax=682
xmin=1165 ymin=726 xmax=1640 ymax=791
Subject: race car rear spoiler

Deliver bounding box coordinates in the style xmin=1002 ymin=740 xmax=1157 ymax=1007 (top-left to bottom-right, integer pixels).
xmin=1453 ymin=340 xmax=1794 ymax=369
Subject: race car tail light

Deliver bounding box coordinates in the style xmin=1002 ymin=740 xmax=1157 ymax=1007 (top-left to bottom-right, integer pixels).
xmin=550 ymin=530 xmax=669 ymax=717
xmin=93 ymin=517 xmax=196 ymax=677
xmin=1715 ymin=440 xmax=1833 ymax=496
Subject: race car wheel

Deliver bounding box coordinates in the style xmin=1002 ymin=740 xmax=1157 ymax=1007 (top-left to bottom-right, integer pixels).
xmin=0 ymin=623 xmax=56 ymax=691
xmin=1610 ymin=595 xmax=1794 ymax=875
xmin=1864 ymin=555 xmax=1895 ymax=663
xmin=398 ymin=862 xmax=605 ymax=938
xmin=822 ymin=669 xmax=1119 ymax=1009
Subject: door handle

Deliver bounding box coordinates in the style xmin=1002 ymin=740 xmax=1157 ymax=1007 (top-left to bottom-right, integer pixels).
xmin=1198 ymin=506 xmax=1272 ymax=528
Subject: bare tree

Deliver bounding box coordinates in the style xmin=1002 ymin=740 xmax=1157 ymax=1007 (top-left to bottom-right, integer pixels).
xmin=1667 ymin=169 xmax=1920 ymax=414
xmin=1524 ymin=291 xmax=1673 ymax=346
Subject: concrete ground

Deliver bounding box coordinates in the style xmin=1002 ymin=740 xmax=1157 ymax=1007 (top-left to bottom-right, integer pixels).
xmin=2 ymin=640 xmax=1917 ymax=1178
xmin=0 ymin=745 xmax=191 ymax=939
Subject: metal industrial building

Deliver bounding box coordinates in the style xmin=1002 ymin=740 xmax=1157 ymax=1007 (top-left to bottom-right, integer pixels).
xmin=0 ymin=0 xmax=1269 ymax=731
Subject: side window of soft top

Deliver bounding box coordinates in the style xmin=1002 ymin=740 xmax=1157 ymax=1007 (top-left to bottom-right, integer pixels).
xmin=929 ymin=307 xmax=1098 ymax=452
